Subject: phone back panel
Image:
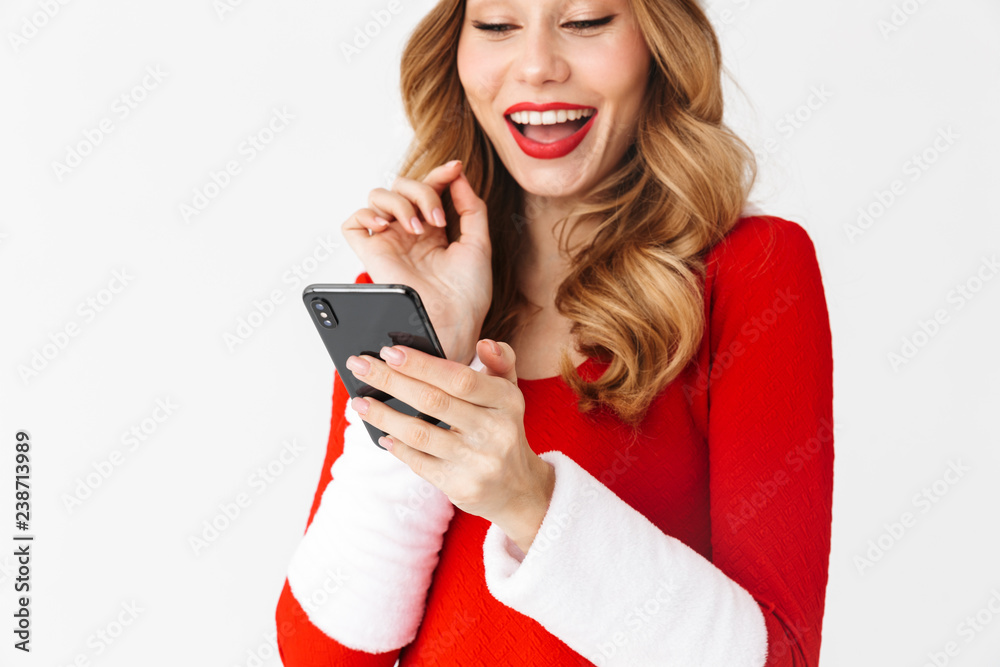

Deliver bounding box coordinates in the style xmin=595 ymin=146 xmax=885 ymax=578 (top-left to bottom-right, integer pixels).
xmin=302 ymin=284 xmax=450 ymax=449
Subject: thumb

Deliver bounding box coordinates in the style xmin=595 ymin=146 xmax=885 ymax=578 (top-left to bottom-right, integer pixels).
xmin=476 ymin=339 xmax=517 ymax=385
xmin=449 ymin=169 xmax=491 ymax=256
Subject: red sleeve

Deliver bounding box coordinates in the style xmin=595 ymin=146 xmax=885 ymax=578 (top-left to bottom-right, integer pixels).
xmin=705 ymin=217 xmax=834 ymax=666
xmin=275 ymin=272 xmax=401 ymax=666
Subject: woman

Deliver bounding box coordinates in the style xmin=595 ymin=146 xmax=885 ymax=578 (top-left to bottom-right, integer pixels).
xmin=276 ymin=0 xmax=833 ymax=665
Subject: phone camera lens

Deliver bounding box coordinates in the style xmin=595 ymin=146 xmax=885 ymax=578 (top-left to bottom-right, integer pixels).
xmin=313 ymin=301 xmax=325 ymax=311
xmin=322 ymin=319 xmax=333 ymax=327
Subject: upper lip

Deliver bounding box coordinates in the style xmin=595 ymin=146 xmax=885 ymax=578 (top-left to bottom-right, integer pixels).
xmin=503 ymin=101 xmax=595 ymax=116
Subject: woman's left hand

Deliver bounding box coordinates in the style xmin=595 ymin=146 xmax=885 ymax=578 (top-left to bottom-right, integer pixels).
xmin=344 ymin=339 xmax=555 ymax=554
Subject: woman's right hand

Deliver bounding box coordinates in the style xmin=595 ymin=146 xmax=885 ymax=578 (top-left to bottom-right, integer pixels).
xmin=341 ymin=160 xmax=493 ymax=365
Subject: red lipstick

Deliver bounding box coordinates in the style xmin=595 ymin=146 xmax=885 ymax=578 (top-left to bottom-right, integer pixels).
xmin=503 ymin=102 xmax=597 ymax=160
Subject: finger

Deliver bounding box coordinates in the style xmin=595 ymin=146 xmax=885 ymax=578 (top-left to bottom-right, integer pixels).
xmin=476 ymin=339 xmax=519 ymax=387
xmin=368 ymin=187 xmax=423 ymax=234
xmin=420 ymin=159 xmax=464 ymax=194
xmin=375 ymin=344 xmax=516 ymax=411
xmin=348 ymin=370 xmax=460 ymax=461
xmin=449 ymin=169 xmax=491 ymax=255
xmin=391 ymin=175 xmax=449 ymax=228
xmin=342 ymin=207 xmax=390 ymax=236
xmin=350 ymin=351 xmax=490 ymax=431
xmin=341 ymin=208 xmax=391 ymax=251
xmin=377 ymin=434 xmax=441 ymax=487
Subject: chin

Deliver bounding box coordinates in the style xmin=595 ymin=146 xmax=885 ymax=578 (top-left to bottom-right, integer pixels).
xmin=516 ymin=170 xmax=591 ymax=201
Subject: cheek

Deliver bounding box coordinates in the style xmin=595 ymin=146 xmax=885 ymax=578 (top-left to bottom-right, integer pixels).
xmin=457 ymin=44 xmax=504 ymax=103
xmin=579 ymin=39 xmax=650 ymax=112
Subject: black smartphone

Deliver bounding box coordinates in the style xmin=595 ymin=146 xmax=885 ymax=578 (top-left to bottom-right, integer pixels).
xmin=302 ymin=283 xmax=450 ymax=450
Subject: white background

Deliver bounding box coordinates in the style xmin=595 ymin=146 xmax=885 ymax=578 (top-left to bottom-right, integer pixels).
xmin=1 ymin=0 xmax=998 ymax=665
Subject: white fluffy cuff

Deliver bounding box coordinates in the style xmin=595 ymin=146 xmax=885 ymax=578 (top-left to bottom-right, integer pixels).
xmin=286 ymin=384 xmax=456 ymax=653
xmin=482 ymin=450 xmax=768 ymax=667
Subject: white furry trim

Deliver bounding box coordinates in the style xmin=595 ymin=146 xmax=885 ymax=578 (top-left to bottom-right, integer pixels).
xmin=482 ymin=450 xmax=768 ymax=667
xmin=286 ymin=383 xmax=455 ymax=652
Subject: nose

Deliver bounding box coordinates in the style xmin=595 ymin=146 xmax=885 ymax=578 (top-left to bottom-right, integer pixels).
xmin=512 ymin=25 xmax=570 ymax=87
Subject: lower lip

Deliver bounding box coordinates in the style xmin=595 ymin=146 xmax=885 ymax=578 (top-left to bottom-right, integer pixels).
xmin=505 ymin=112 xmax=597 ymax=160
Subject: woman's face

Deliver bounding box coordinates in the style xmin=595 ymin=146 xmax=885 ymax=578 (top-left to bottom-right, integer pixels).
xmin=457 ymin=0 xmax=651 ymax=202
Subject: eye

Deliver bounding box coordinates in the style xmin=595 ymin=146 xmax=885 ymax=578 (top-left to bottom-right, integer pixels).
xmin=563 ymin=16 xmax=616 ymax=32
xmin=471 ymin=15 xmax=616 ymax=35
xmin=472 ymin=21 xmax=516 ymax=34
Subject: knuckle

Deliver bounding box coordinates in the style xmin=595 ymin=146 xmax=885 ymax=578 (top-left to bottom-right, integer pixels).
xmin=418 ymin=386 xmax=450 ymax=414
xmin=405 ymin=422 xmax=432 ymax=450
xmin=451 ymin=368 xmax=480 ymax=396
xmin=370 ymin=363 xmax=391 ymax=392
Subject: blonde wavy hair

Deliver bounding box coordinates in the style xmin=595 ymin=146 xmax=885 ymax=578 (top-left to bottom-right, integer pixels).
xmin=397 ymin=0 xmax=757 ymax=427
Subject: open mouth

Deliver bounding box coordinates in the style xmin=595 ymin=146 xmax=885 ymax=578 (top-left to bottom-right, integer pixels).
xmin=504 ymin=107 xmax=597 ymax=160
xmin=506 ymin=108 xmax=595 ymax=144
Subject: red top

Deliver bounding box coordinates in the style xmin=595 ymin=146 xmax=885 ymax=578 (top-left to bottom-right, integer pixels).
xmin=275 ymin=215 xmax=834 ymax=666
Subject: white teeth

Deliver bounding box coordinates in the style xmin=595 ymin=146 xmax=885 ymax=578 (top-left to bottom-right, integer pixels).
xmin=509 ymin=108 xmax=593 ymax=126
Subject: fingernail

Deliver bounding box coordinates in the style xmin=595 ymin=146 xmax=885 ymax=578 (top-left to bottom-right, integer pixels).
xmin=432 ymin=207 xmax=446 ymax=227
xmin=410 ymin=216 xmax=424 ymax=234
xmin=351 ymin=397 xmax=369 ymax=415
xmin=374 ymin=216 xmax=389 ymax=227
xmin=486 ymin=339 xmax=501 ymax=356
xmin=447 ymin=159 xmax=461 ymax=168
xmin=379 ymin=346 xmax=405 ymax=366
xmin=378 ymin=436 xmax=394 ymax=451
xmin=346 ymin=355 xmax=370 ymax=376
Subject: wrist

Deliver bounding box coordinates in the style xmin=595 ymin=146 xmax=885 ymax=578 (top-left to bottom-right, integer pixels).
xmin=444 ymin=317 xmax=485 ymax=365
xmin=499 ymin=457 xmax=556 ymax=555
